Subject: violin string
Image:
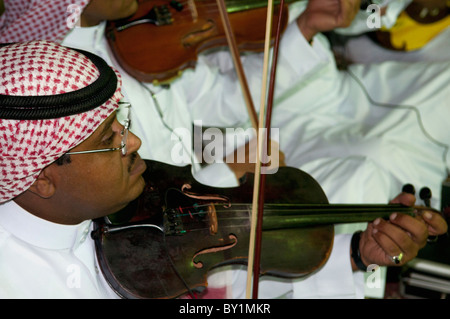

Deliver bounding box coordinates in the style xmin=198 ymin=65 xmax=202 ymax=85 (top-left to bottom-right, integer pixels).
xmin=171 ymin=203 xmax=412 ymax=216
xmin=174 ymin=0 xmax=272 ymax=10
xmin=144 ymin=0 xmax=280 ymax=23
xmin=179 ymin=224 xmax=250 ymax=233
xmin=169 ymin=203 xmax=413 ymax=234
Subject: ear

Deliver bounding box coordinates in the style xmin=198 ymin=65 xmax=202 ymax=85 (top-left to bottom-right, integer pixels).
xmin=28 ymin=167 xmax=57 ymax=199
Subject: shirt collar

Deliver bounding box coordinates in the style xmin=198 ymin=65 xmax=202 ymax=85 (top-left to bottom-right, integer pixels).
xmin=0 ymin=200 xmax=91 ymax=250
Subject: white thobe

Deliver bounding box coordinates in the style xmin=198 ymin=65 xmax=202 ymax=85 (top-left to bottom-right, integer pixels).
xmin=0 ymin=200 xmax=119 ymax=298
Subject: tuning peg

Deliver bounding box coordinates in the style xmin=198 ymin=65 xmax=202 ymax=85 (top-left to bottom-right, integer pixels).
xmin=419 ymin=187 xmax=432 ymax=207
xmin=402 ymin=184 xmax=416 ymax=195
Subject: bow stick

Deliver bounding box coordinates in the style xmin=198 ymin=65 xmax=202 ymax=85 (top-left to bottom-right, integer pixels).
xmin=250 ymin=0 xmax=285 ymax=299
xmin=215 ymin=0 xmax=259 ymax=130
xmin=214 ymin=0 xmax=286 ymax=298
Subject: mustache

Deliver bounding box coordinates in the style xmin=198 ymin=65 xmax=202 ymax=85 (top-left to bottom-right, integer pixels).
xmin=128 ymin=152 xmax=138 ymax=173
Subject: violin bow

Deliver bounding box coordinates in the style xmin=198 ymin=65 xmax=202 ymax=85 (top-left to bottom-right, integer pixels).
xmin=215 ymin=0 xmax=286 ymax=299
xmin=248 ymin=0 xmax=286 ymax=299
xmin=215 ymin=0 xmax=259 ymax=130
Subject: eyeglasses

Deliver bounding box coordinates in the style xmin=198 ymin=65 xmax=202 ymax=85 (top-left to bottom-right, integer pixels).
xmin=65 ymin=102 xmax=131 ymax=157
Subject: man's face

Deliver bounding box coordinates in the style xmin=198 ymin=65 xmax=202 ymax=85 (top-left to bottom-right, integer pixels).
xmin=49 ymin=111 xmax=147 ymax=224
xmin=81 ymin=0 xmax=139 ymax=26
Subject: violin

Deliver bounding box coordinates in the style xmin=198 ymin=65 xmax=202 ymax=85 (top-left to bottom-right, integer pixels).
xmin=105 ymin=0 xmax=302 ymax=84
xmin=92 ymin=159 xmax=422 ymax=299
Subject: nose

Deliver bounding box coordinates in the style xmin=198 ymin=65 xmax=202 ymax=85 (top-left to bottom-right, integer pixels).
xmin=125 ymin=130 xmax=142 ymax=155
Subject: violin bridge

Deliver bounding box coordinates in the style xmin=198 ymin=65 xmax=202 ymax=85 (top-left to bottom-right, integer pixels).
xmin=207 ymin=205 xmax=218 ymax=235
xmin=163 ymin=204 xmax=218 ymax=236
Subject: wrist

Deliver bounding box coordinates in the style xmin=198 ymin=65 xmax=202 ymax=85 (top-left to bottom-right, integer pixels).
xmin=296 ymin=14 xmax=317 ymax=43
xmin=351 ymin=231 xmax=368 ymax=271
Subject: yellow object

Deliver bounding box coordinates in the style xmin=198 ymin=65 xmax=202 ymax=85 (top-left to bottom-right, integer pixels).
xmin=379 ymin=8 xmax=449 ymax=51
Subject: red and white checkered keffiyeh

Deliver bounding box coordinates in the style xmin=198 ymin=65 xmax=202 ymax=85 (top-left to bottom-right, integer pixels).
xmin=0 ymin=0 xmax=89 ymax=43
xmin=0 ymin=40 xmax=123 ymax=203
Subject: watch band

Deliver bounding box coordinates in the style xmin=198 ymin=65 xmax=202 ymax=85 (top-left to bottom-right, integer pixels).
xmin=351 ymin=231 xmax=368 ymax=271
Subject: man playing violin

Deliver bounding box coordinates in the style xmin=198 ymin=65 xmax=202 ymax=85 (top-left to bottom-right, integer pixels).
xmin=0 ymin=40 xmax=447 ymax=299
xmin=1 ymin=0 xmax=449 ymax=299
xmin=2 ymin=0 xmax=448 ymax=200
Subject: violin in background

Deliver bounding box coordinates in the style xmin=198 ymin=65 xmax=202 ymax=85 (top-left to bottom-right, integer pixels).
xmin=105 ymin=0 xmax=302 ymax=84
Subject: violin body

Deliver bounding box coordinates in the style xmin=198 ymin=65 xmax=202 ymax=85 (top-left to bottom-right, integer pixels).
xmin=105 ymin=0 xmax=294 ymax=84
xmin=93 ymin=160 xmax=334 ymax=299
